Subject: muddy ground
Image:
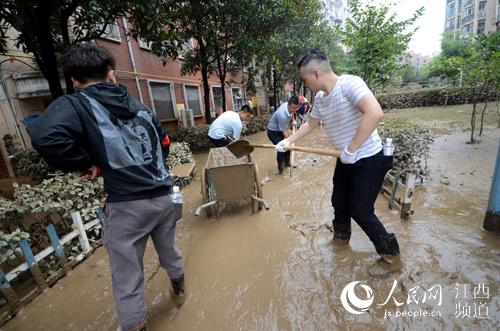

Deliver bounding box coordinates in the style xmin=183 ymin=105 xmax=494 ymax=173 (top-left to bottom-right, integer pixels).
xmin=1 ymin=104 xmax=499 ymax=331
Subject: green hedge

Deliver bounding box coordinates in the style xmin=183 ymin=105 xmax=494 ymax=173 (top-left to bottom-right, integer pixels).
xmin=377 ymin=87 xmax=498 ymax=110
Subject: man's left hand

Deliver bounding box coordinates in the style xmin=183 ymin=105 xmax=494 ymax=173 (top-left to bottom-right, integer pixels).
xmin=340 ymin=147 xmax=357 ymax=164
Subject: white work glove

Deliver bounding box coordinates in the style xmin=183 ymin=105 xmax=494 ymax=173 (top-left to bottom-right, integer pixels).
xmin=340 ymin=147 xmax=357 ymax=164
xmin=276 ymin=139 xmax=290 ymax=153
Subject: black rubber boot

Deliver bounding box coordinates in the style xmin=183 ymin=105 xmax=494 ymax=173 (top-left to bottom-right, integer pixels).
xmin=171 ymin=274 xmax=185 ymax=306
xmin=374 ymin=233 xmax=400 ymax=256
xmin=332 ymin=223 xmax=351 ymax=247
xmin=369 ymin=234 xmax=402 ymax=277
xmin=278 ymin=163 xmax=285 ymax=174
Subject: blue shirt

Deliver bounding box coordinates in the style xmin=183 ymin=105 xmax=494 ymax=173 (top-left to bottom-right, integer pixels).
xmin=267 ymin=103 xmax=292 ymax=131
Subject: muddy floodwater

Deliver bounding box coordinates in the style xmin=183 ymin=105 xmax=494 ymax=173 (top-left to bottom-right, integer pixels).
xmin=1 ymin=128 xmax=499 ymax=331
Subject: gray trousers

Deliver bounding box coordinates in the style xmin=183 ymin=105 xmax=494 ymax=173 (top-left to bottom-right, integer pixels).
xmin=103 ymin=194 xmax=184 ymax=330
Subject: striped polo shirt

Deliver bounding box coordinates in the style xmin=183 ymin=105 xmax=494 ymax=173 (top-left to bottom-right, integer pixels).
xmin=310 ymin=75 xmax=382 ymax=162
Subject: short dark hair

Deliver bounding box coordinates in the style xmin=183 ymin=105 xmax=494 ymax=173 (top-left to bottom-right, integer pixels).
xmin=288 ymin=95 xmax=299 ymax=105
xmin=298 ymin=49 xmax=329 ymax=69
xmin=63 ymin=43 xmax=116 ymax=84
xmin=240 ymin=104 xmax=253 ymax=113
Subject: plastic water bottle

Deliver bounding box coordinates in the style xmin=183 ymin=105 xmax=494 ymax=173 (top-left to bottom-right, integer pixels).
xmin=170 ymin=186 xmax=183 ymax=204
xmin=170 ymin=186 xmax=183 ymax=219
xmin=383 ymin=138 xmax=395 ymax=156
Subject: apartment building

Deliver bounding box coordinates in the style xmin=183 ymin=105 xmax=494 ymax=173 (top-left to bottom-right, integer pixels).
xmin=319 ymin=0 xmax=349 ymax=27
xmin=444 ymin=0 xmax=499 ymax=35
xmin=0 ymin=17 xmax=246 ymax=179
xmin=405 ymin=51 xmax=433 ymax=75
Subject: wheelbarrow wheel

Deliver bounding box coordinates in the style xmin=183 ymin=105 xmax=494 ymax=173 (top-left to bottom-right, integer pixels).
xmin=253 ymin=163 xmax=264 ymax=211
xmin=201 ymin=169 xmax=212 ymax=217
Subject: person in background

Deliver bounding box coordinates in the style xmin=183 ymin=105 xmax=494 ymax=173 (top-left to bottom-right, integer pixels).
xmin=267 ymin=96 xmax=300 ymax=174
xmin=28 ymin=44 xmax=184 ymax=331
xmin=295 ymin=95 xmax=309 ymax=128
xmin=208 ymin=105 xmax=253 ymax=147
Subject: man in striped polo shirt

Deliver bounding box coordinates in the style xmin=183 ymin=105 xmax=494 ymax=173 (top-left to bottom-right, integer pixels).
xmin=276 ymin=50 xmax=401 ymax=275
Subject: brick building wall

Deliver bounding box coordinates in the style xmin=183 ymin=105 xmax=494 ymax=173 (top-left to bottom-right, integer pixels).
xmin=96 ymin=17 xmax=245 ymax=130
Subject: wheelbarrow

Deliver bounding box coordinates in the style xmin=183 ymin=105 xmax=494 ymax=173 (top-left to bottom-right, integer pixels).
xmin=195 ymin=147 xmax=269 ymax=217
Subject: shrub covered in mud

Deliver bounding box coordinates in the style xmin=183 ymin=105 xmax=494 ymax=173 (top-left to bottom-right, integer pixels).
xmin=379 ymin=119 xmax=434 ymax=180
xmin=167 ymin=142 xmax=195 ymax=189
xmin=377 ymin=86 xmax=497 ymax=110
xmin=169 ymin=125 xmax=212 ymax=151
xmin=1 ymin=140 xmax=197 ymax=273
xmin=11 ymin=149 xmax=52 ymax=182
xmin=0 ymin=173 xmax=105 ymax=272
xmin=242 ymin=113 xmax=271 ymax=135
xmin=166 ymin=142 xmax=194 ymax=169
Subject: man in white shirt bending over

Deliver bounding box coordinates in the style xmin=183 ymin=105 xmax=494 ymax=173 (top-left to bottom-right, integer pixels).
xmin=208 ymin=105 xmax=253 ymax=147
xmin=276 ymin=49 xmax=400 ymax=276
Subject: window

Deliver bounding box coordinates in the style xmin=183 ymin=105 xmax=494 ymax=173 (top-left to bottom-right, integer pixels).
xmin=231 ymin=87 xmax=242 ymax=111
xmin=184 ymin=85 xmax=202 ymax=116
xmin=149 ymin=81 xmax=176 ymax=121
xmin=211 ymin=86 xmax=223 ymax=111
xmin=100 ymin=21 xmax=121 ymax=42
xmin=462 ymin=23 xmax=473 ymax=33
xmin=446 ymin=3 xmax=455 ymax=17
xmin=138 ymin=38 xmax=152 ymax=50
xmin=464 ymin=6 xmax=474 ymax=17
xmin=478 ymin=1 xmax=486 ymax=17
xmin=446 ymin=19 xmax=456 ymax=31
xmin=477 ymin=19 xmax=485 ymax=34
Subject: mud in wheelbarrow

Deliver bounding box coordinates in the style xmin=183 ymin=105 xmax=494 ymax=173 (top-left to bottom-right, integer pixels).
xmin=195 ymin=147 xmax=269 ymax=217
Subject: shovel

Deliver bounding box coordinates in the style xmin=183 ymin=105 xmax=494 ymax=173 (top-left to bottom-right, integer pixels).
xmin=226 ymin=139 xmax=342 ymax=158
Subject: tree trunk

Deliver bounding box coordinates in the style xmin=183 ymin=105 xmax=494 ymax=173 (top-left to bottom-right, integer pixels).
xmin=216 ymin=54 xmax=227 ymax=112
xmin=201 ymin=65 xmax=212 ymax=124
xmin=470 ymin=90 xmax=477 ymax=143
xmin=479 ymin=100 xmax=488 ymax=136
xmin=496 ymin=93 xmax=500 ymax=128
xmin=273 ymin=67 xmax=277 ymax=111
xmin=199 ymin=42 xmax=212 ymax=124
xmin=37 ymin=1 xmax=64 ymax=99
xmin=60 ymin=5 xmax=76 ymax=95
xmin=477 ymin=77 xmax=490 ymax=136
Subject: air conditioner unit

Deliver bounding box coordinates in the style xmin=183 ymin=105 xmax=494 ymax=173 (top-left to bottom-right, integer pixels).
xmin=180 ymin=108 xmax=195 ymax=128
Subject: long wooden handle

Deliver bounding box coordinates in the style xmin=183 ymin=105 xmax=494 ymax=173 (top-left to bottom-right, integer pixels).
xmin=250 ymin=143 xmax=341 ymax=158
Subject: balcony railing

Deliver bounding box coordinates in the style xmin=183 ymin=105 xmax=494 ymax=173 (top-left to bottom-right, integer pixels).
xmin=462 ymin=14 xmax=474 ymax=23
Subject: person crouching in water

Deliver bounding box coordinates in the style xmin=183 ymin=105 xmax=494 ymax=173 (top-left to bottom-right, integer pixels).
xmin=208 ymin=105 xmax=253 ymax=147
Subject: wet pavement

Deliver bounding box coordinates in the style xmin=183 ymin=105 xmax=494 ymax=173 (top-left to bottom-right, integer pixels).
xmin=1 ymin=128 xmax=499 ymax=331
